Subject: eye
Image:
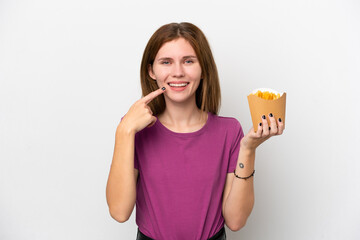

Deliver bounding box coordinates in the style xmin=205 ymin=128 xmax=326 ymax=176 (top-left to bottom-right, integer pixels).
xmin=161 ymin=61 xmax=170 ymax=65
xmin=185 ymin=59 xmax=194 ymax=64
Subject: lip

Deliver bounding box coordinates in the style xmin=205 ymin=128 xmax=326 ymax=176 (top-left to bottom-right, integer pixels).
xmin=167 ymin=81 xmax=190 ymax=84
xmin=167 ymin=81 xmax=190 ymax=91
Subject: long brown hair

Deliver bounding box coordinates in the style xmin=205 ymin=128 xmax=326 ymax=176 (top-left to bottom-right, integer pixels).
xmin=140 ymin=22 xmax=221 ymax=116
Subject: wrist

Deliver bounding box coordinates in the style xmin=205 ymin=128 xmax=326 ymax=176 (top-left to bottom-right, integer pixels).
xmin=240 ymin=145 xmax=256 ymax=157
xmin=235 ymin=147 xmax=255 ymax=176
xmin=240 ymin=137 xmax=257 ymax=154
xmin=116 ymin=124 xmax=136 ymax=138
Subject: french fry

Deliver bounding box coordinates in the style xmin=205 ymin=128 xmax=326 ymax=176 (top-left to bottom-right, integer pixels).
xmin=252 ymin=90 xmax=281 ymax=100
xmin=247 ymin=88 xmax=286 ymax=132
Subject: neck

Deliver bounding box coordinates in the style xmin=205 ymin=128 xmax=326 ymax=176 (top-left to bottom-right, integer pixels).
xmin=159 ymin=95 xmax=206 ymax=128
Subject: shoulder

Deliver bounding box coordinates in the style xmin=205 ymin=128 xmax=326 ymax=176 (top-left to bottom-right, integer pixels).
xmin=210 ymin=113 xmax=244 ymax=143
xmin=211 ymin=113 xmax=242 ymax=130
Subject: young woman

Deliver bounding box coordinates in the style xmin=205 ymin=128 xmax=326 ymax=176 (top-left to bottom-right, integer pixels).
xmin=106 ymin=22 xmax=284 ymax=240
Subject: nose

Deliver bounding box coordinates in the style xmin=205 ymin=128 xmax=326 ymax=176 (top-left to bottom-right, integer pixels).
xmin=172 ymin=62 xmax=185 ymax=78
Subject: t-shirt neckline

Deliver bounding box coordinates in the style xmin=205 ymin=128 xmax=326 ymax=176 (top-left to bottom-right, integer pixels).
xmin=155 ymin=112 xmax=212 ymax=138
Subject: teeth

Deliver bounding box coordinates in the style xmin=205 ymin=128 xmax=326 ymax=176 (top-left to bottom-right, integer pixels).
xmin=169 ymin=83 xmax=188 ymax=87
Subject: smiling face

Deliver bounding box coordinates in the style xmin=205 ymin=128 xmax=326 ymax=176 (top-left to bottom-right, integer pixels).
xmin=149 ymin=38 xmax=202 ymax=104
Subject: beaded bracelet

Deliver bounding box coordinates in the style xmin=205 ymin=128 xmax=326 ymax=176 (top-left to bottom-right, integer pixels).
xmin=233 ymin=169 xmax=255 ymax=180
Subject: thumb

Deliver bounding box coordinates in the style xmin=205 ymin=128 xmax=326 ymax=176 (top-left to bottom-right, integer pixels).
xmin=147 ymin=116 xmax=157 ymax=128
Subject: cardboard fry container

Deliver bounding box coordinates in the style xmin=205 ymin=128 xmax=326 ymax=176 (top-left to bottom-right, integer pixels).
xmin=247 ymin=88 xmax=286 ymax=132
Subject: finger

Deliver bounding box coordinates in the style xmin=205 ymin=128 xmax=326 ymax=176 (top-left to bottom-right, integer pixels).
xmin=248 ymin=127 xmax=258 ymax=138
xmin=277 ymin=117 xmax=285 ymax=135
xmin=255 ymin=122 xmax=263 ymax=138
xmin=146 ymin=116 xmax=157 ymax=128
xmin=261 ymin=114 xmax=270 ymax=137
xmin=142 ymin=87 xmax=166 ymax=105
xmin=145 ymin=105 xmax=153 ymax=115
xmin=268 ymin=113 xmax=278 ymax=135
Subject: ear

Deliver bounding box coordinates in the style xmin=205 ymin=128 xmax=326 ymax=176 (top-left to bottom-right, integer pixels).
xmin=148 ymin=64 xmax=156 ymax=80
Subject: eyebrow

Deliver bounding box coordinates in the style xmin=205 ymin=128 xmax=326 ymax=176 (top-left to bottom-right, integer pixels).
xmin=157 ymin=56 xmax=197 ymax=61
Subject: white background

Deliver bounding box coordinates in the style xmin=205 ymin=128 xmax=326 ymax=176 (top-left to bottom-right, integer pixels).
xmin=1 ymin=0 xmax=359 ymax=239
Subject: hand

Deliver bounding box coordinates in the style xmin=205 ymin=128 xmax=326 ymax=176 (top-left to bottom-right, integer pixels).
xmin=240 ymin=113 xmax=285 ymax=152
xmin=117 ymin=87 xmax=166 ymax=135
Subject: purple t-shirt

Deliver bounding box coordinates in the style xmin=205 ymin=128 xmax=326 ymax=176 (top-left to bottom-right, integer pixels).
xmin=132 ymin=111 xmax=244 ymax=240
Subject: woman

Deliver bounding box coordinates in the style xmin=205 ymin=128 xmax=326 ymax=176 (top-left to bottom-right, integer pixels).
xmin=106 ymin=22 xmax=284 ymax=240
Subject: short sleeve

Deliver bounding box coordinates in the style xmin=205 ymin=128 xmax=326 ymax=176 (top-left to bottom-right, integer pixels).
xmin=227 ymin=119 xmax=244 ymax=173
xmin=120 ymin=114 xmax=139 ymax=170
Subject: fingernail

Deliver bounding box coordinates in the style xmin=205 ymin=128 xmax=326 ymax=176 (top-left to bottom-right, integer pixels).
xmin=269 ymin=113 xmax=273 ymax=117
xmin=161 ymin=87 xmax=166 ymax=91
xmin=262 ymin=115 xmax=266 ymax=119
xmin=259 ymin=122 xmax=262 ymax=126
xmin=279 ymin=118 xmax=282 ymax=122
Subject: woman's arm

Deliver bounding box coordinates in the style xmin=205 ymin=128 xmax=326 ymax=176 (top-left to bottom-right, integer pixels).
xmin=223 ymin=113 xmax=284 ymax=230
xmin=106 ymin=88 xmax=166 ymax=223
xmin=222 ymin=147 xmax=255 ymax=231
xmin=106 ymin=126 xmax=138 ymax=223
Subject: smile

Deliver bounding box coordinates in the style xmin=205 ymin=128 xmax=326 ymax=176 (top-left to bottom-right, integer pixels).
xmin=167 ymin=82 xmax=190 ymax=91
xmin=168 ymin=82 xmax=189 ymax=87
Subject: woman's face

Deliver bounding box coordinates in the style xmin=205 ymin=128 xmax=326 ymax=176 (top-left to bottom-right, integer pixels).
xmin=149 ymin=38 xmax=202 ymax=104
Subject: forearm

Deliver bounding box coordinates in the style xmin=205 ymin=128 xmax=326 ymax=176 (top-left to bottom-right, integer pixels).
xmin=223 ymin=147 xmax=255 ymax=230
xmin=106 ymin=126 xmax=137 ymax=222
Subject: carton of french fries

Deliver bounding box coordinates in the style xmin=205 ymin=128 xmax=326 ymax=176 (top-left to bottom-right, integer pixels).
xmin=247 ymin=88 xmax=286 ymax=132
